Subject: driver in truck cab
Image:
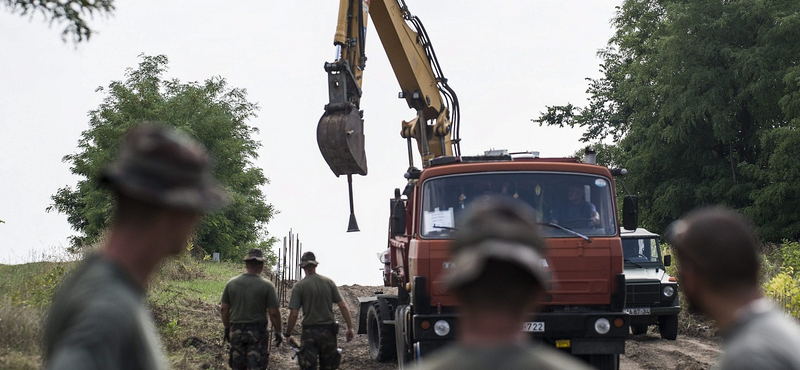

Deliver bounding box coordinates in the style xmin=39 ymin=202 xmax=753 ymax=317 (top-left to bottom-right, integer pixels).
xmin=550 ymin=184 xmax=600 ymax=228
xmin=415 ymin=196 xmax=592 ymax=370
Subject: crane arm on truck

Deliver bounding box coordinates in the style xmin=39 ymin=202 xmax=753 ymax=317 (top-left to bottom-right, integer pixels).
xmin=317 ymin=0 xmax=461 ymax=231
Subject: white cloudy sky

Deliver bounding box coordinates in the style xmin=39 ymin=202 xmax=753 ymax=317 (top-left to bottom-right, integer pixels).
xmin=1 ymin=0 xmax=621 ymax=285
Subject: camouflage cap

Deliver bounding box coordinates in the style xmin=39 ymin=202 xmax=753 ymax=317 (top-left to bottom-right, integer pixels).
xmin=444 ymin=196 xmax=548 ymax=290
xmin=300 ymin=251 xmax=319 ymax=267
xmin=101 ymin=123 xmax=231 ymax=211
xmin=244 ymin=248 xmax=266 ymax=262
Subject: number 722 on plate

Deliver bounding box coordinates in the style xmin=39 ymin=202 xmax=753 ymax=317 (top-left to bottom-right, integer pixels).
xmin=522 ymin=322 xmax=545 ymax=332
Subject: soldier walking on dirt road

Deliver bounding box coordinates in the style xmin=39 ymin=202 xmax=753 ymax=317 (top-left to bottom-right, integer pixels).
xmin=416 ymin=196 xmax=592 ymax=370
xmin=283 ymin=252 xmax=355 ymax=370
xmin=221 ymin=248 xmax=283 ymax=370
xmin=669 ymin=206 xmax=800 ymax=370
xmin=44 ymin=124 xmax=230 ymax=370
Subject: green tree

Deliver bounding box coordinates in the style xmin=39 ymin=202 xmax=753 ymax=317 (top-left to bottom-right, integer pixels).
xmin=3 ymin=0 xmax=114 ymax=42
xmin=537 ymin=0 xmax=800 ymax=239
xmin=48 ymin=54 xmax=277 ymax=261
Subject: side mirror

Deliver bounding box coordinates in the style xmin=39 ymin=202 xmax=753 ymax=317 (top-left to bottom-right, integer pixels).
xmin=622 ymin=195 xmax=638 ymax=231
xmin=663 ymin=254 xmax=671 ymax=267
xmin=390 ymin=189 xmax=407 ymax=237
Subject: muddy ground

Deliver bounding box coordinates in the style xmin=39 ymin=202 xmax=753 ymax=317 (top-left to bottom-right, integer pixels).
xmin=188 ymin=284 xmax=721 ymax=370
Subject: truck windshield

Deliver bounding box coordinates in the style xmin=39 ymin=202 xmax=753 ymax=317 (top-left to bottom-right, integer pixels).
xmin=420 ymin=172 xmax=617 ymax=239
xmin=622 ymin=237 xmax=662 ymax=263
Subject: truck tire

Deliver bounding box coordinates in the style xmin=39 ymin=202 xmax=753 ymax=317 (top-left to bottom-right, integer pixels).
xmin=587 ymin=354 xmax=619 ymax=370
xmin=395 ymin=305 xmax=412 ymax=369
xmin=631 ymin=324 xmax=648 ymax=335
xmin=658 ymin=314 xmax=678 ymax=340
xmin=367 ymin=303 xmax=396 ymax=361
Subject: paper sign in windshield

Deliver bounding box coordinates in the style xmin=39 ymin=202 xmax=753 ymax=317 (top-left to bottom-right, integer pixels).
xmin=424 ymin=207 xmax=454 ymax=234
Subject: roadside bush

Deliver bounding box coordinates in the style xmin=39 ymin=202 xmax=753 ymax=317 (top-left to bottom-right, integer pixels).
xmin=9 ymin=263 xmax=70 ymax=309
xmin=155 ymin=248 xmax=206 ymax=282
xmin=779 ymin=240 xmax=800 ymax=271
xmin=764 ymin=266 xmax=800 ymax=319
xmin=0 ymin=297 xmax=44 ymax=357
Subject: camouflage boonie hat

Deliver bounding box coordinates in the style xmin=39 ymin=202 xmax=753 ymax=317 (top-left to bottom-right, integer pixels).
xmin=300 ymin=251 xmax=318 ymax=267
xmin=101 ymin=123 xmax=231 ymax=211
xmin=445 ymin=196 xmax=548 ymax=290
xmin=244 ymin=248 xmax=266 ymax=262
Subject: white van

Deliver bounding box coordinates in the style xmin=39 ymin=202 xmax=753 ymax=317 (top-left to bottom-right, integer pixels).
xmin=621 ymin=228 xmax=680 ymax=340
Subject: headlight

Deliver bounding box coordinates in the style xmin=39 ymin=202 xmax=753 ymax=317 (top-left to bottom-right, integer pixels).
xmin=433 ymin=320 xmax=451 ymax=336
xmin=594 ymin=318 xmax=611 ymax=334
xmin=663 ymin=285 xmax=675 ymax=297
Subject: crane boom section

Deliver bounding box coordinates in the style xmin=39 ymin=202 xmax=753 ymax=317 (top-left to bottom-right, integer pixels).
xmin=319 ymin=0 xmax=460 ymax=178
xmin=317 ymin=0 xmax=461 ymax=231
xmin=369 ymin=0 xmax=442 ymax=119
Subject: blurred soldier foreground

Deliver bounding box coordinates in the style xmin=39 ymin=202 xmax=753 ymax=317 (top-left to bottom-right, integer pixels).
xmin=669 ymin=206 xmax=800 ymax=370
xmin=44 ymin=124 xmax=230 ymax=370
xmin=220 ymin=248 xmax=283 ymax=370
xmin=283 ymin=252 xmax=355 ymax=370
xmin=416 ymin=196 xmax=592 ymax=370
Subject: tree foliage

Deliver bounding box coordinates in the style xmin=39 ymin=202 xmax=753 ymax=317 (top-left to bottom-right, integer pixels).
xmin=536 ymin=0 xmax=800 ymax=240
xmin=3 ymin=0 xmax=114 ymax=42
xmin=48 ymin=54 xmax=277 ymax=261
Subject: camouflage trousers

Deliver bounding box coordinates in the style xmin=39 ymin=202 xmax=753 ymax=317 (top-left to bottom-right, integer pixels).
xmin=229 ymin=322 xmax=270 ymax=370
xmin=296 ymin=323 xmax=342 ymax=370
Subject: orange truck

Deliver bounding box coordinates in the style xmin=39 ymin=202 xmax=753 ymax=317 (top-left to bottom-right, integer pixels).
xmin=316 ymin=1 xmax=635 ymax=369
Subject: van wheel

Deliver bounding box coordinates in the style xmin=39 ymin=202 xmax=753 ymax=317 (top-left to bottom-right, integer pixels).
xmin=367 ymin=303 xmax=396 ymax=361
xmin=659 ymin=314 xmax=678 ymax=340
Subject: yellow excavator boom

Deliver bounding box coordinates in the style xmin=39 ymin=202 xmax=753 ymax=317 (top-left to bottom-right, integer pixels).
xmin=317 ymin=0 xmax=461 ymax=231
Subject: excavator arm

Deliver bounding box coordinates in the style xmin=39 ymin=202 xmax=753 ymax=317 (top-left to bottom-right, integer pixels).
xmin=317 ymin=0 xmax=461 ymax=231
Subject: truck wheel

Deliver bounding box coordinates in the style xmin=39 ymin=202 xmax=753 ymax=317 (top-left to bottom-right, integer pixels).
xmin=631 ymin=324 xmax=648 ymax=335
xmin=367 ymin=303 xmax=397 ymax=361
xmin=658 ymin=314 xmax=678 ymax=340
xmin=587 ymin=354 xmax=619 ymax=370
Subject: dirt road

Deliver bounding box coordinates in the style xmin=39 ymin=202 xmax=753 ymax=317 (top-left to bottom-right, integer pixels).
xmin=621 ymin=331 xmax=721 ymax=370
xmin=262 ymin=285 xmax=723 ymax=370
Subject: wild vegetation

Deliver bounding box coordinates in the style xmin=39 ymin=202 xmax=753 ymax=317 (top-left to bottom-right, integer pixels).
xmin=0 ymin=252 xmax=394 ymax=370
xmin=537 ymin=0 xmax=800 ymax=243
xmin=659 ymin=239 xmax=800 ymax=338
xmin=0 ymin=252 xmax=243 ymax=370
xmin=47 ymin=54 xmax=278 ymax=264
xmin=2 ymin=0 xmax=115 ymax=42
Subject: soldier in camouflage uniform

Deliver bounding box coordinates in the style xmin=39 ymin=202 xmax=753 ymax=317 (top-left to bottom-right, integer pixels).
xmin=221 ymin=248 xmax=283 ymax=370
xmin=44 ymin=124 xmax=230 ymax=370
xmin=283 ymin=252 xmax=355 ymax=370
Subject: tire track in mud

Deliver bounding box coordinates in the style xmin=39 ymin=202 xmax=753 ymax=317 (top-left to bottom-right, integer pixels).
xmin=621 ymin=332 xmax=721 ymax=370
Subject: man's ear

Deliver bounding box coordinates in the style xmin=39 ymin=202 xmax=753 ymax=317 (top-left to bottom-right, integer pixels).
xmin=678 ymin=262 xmax=705 ymax=295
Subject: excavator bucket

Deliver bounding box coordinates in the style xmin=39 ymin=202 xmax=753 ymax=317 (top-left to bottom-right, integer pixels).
xmin=317 ymin=107 xmax=368 ymax=176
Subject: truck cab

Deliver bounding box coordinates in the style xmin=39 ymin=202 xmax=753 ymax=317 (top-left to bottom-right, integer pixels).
xmin=620 ymin=228 xmax=680 ymax=340
xmin=361 ymin=152 xmax=631 ymax=370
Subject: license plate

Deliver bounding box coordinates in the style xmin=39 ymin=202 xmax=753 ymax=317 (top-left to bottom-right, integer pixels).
xmin=522 ymin=322 xmax=545 ymax=332
xmin=624 ymin=307 xmax=651 ymax=315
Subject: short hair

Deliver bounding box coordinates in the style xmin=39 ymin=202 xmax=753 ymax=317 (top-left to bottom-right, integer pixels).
xmin=670 ymin=206 xmax=760 ymax=292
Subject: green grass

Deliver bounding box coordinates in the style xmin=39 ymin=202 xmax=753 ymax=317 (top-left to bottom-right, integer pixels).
xmin=150 ymin=258 xmax=242 ymax=303
xmin=0 ymin=254 xmax=253 ymax=370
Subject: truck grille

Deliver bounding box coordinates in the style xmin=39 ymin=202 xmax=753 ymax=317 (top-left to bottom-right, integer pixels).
xmin=626 ymin=282 xmax=660 ymax=307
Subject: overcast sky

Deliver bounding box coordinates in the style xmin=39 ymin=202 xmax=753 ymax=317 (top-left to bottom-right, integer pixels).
xmin=1 ymin=1 xmax=621 ymax=285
